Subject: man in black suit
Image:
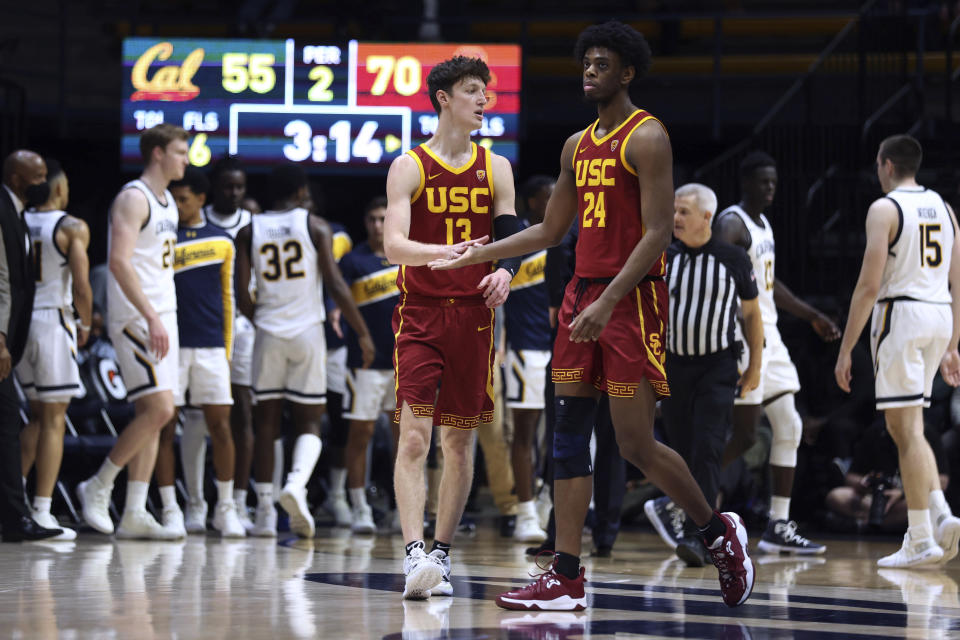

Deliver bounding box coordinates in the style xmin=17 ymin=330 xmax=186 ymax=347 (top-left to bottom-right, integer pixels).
xmin=0 ymin=149 xmax=61 ymax=541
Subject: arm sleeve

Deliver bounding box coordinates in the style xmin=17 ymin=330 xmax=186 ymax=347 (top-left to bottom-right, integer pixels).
xmin=545 ymin=226 xmax=576 ymax=307
xmin=0 ymin=224 xmax=10 ymax=335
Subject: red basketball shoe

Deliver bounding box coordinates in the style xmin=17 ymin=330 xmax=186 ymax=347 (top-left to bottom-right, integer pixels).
xmin=706 ymin=512 xmax=755 ymax=607
xmin=496 ymin=555 xmax=587 ymax=611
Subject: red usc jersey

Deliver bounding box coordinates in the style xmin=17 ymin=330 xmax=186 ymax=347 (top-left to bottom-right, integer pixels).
xmin=397 ymin=142 xmax=495 ymax=298
xmin=572 ymin=109 xmax=667 ymax=279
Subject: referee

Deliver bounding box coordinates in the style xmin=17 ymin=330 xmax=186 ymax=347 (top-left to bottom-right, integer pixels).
xmin=648 ymin=183 xmax=763 ymax=566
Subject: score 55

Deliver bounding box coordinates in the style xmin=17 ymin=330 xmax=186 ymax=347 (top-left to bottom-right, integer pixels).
xmin=222 ymin=53 xmax=276 ymax=94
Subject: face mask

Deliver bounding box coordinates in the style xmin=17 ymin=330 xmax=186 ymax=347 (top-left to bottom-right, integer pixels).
xmin=24 ymin=181 xmax=50 ymax=209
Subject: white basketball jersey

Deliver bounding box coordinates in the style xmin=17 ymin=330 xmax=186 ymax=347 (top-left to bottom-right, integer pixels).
xmin=721 ymin=204 xmax=777 ymax=325
xmin=107 ymin=179 xmax=178 ymax=327
xmin=880 ymin=187 xmax=954 ymax=303
xmin=204 ymin=205 xmax=252 ymax=239
xmin=25 ymin=210 xmax=72 ymax=310
xmin=251 ymin=208 xmax=325 ymax=338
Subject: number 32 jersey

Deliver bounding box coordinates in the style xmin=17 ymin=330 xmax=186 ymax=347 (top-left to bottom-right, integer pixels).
xmin=572 ymin=109 xmax=667 ymax=279
xmin=251 ymin=207 xmax=325 ymax=338
xmin=398 ymin=142 xmax=494 ymax=299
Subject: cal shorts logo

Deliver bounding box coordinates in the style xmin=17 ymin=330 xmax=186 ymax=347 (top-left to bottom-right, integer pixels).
xmin=610 ymin=139 xmax=620 ymax=152
xmin=476 ymin=169 xmax=486 ymax=182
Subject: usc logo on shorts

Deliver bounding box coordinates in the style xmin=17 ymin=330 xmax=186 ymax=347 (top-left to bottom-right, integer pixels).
xmin=648 ymin=332 xmax=662 ymax=358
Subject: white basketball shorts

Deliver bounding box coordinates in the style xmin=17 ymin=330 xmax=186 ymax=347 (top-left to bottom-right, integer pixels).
xmin=343 ymin=368 xmax=396 ymax=421
xmin=505 ymin=348 xmax=550 ymax=410
xmin=230 ymin=313 xmax=255 ymax=387
xmin=735 ymin=321 xmax=801 ymax=406
xmin=109 ymin=311 xmax=180 ymax=402
xmin=252 ymin=322 xmax=327 ymax=405
xmin=326 ymin=344 xmax=347 ymax=395
xmin=872 ymin=299 xmax=951 ymax=410
xmin=16 ymin=308 xmax=83 ymax=402
xmin=176 ymin=346 xmax=232 ymax=407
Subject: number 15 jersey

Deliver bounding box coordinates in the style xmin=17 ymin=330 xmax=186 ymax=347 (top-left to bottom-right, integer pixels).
xmin=251 ymin=208 xmax=325 ymax=338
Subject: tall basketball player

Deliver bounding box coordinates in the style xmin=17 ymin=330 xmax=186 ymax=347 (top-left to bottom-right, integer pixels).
xmin=200 ymin=156 xmax=255 ymax=531
xmin=77 ymin=123 xmax=187 ymax=539
xmin=836 ymin=134 xmax=960 ymax=567
xmin=431 ymin=21 xmax=754 ymax=609
xmin=235 ymin=164 xmax=374 ymax=539
xmin=384 ymin=55 xmax=524 ymax=599
xmin=18 ymin=159 xmax=92 ymax=541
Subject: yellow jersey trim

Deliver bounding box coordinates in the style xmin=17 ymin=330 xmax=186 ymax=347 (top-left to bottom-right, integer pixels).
xmin=332 ymin=231 xmax=353 ymax=262
xmin=620 ymin=115 xmax=658 ymax=176
xmin=571 ymin=128 xmax=592 ymax=170
xmin=485 ymin=146 xmax=495 ymax=203
xmin=420 ymin=142 xmax=478 ymax=175
xmin=407 ymin=150 xmax=426 ymax=204
xmin=350 ymin=266 xmax=400 ymax=306
xmin=589 ymin=109 xmax=641 ymax=146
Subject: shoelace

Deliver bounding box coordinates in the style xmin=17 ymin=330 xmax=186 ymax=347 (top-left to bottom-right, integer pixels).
xmin=518 ymin=551 xmax=562 ymax=593
xmin=777 ymin=520 xmax=812 ymax=546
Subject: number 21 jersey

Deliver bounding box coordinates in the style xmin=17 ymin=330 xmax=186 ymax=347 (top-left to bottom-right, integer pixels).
xmin=251 ymin=208 xmax=325 ymax=338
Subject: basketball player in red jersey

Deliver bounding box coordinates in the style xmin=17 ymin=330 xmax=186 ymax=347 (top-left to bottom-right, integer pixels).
xmin=432 ymin=22 xmax=754 ymax=609
xmin=384 ymin=56 xmax=525 ymax=600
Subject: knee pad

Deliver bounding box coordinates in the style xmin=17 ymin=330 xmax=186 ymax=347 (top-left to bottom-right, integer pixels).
xmin=553 ymin=396 xmax=597 ymax=479
xmin=766 ymin=394 xmax=802 ymax=467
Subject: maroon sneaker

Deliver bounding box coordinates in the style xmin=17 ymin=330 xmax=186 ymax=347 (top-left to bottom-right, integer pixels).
xmin=706 ymin=512 xmax=755 ymax=607
xmin=496 ymin=557 xmax=587 ymax=611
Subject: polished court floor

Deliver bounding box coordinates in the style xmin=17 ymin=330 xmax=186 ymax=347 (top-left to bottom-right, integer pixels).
xmin=4 ymin=524 xmax=960 ymax=639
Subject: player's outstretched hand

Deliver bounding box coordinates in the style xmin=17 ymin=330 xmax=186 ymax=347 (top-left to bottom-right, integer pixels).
xmin=812 ymin=312 xmax=841 ymax=342
xmin=147 ymin=314 xmax=170 ymax=361
xmin=428 ymin=236 xmax=489 ymax=270
xmin=568 ymin=298 xmax=615 ymax=343
xmin=358 ymin=333 xmax=376 ymax=369
xmin=834 ymin=349 xmax=852 ymax=393
xmin=479 ymin=268 xmax=512 ymax=308
xmin=941 ymin=349 xmax=960 ymax=387
xmin=0 ymin=334 xmax=10 ymax=381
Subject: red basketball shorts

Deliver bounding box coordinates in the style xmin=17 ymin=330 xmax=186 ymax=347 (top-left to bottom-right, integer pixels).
xmin=552 ymin=275 xmax=670 ymax=399
xmin=392 ymin=294 xmax=495 ymax=428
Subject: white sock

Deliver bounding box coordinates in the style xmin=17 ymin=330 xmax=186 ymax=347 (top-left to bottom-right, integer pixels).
xmin=286 ymin=434 xmax=322 ymax=488
xmin=180 ymin=409 xmax=208 ymax=502
xmin=159 ymin=485 xmax=178 ymax=510
xmin=330 ymin=467 xmax=347 ymax=497
xmin=930 ymin=489 xmax=952 ymax=522
xmin=96 ymin=457 xmax=122 ymax=487
xmin=348 ymin=487 xmax=367 ymax=508
xmin=272 ymin=439 xmax=285 ymax=498
xmin=517 ymin=500 xmax=537 ymax=518
xmin=255 ymin=482 xmax=274 ymax=507
xmin=908 ymin=509 xmax=934 ymax=540
xmin=33 ymin=496 xmax=52 ymax=515
xmin=216 ymin=480 xmax=234 ymax=506
xmin=769 ymin=496 xmax=791 ymax=522
xmin=234 ymin=489 xmax=248 ymax=509
xmin=125 ymin=481 xmax=150 ymax=513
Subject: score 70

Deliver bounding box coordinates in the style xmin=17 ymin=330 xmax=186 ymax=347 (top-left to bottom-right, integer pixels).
xmin=283 ymin=119 xmax=383 ymax=163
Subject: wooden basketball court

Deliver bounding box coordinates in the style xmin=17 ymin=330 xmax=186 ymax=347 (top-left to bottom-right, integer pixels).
xmin=6 ymin=524 xmax=960 ymax=639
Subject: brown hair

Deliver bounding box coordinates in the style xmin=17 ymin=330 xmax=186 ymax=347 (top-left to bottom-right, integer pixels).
xmin=878 ymin=134 xmax=922 ymax=178
xmin=139 ymin=123 xmax=189 ymax=164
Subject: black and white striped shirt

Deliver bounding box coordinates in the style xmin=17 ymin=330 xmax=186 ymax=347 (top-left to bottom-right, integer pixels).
xmin=666 ymin=238 xmax=757 ymax=356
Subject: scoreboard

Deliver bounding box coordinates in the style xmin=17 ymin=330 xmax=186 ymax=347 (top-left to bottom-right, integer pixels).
xmin=121 ymin=38 xmax=521 ymax=173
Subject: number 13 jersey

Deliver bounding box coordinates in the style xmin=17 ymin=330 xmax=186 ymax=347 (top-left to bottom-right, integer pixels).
xmin=398 ymin=142 xmax=494 ymax=299
xmin=251 ymin=207 xmax=325 ymax=338
xmin=572 ymin=109 xmax=667 ymax=279
xmin=717 ymin=204 xmax=777 ymax=326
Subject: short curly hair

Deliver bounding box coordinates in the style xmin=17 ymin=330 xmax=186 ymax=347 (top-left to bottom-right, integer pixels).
xmin=574 ymin=21 xmax=652 ymax=80
xmin=426 ymin=56 xmax=491 ymax=114
xmin=739 ymin=151 xmax=777 ymax=179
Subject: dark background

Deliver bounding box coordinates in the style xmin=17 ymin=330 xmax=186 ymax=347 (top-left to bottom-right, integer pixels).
xmin=3 ymin=0 xmax=959 ymax=316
